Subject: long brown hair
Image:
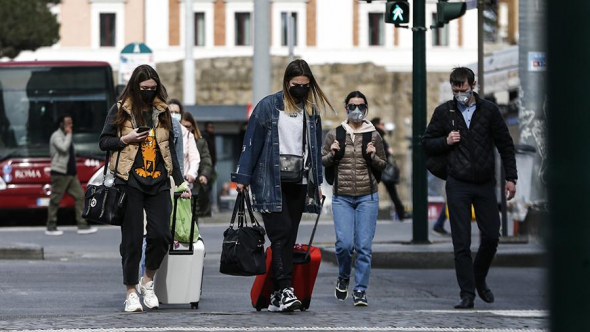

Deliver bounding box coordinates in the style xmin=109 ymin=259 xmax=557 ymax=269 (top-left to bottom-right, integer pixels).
xmin=282 ymin=59 xmax=334 ymax=115
xmin=181 ymin=112 xmax=202 ymax=140
xmin=115 ymin=65 xmax=171 ymax=130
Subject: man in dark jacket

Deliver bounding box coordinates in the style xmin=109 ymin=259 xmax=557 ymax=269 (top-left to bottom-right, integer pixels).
xmin=423 ymin=67 xmax=517 ymax=309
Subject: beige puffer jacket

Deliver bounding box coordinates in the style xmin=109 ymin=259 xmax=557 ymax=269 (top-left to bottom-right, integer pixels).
xmin=322 ymin=120 xmax=387 ymax=196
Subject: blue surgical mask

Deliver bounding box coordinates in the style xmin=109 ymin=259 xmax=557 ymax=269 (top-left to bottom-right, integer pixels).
xmin=171 ymin=113 xmax=181 ymax=121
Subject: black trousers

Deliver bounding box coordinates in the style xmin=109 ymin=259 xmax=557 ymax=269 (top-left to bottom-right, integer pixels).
xmin=384 ymin=181 xmax=406 ymax=219
xmin=262 ymin=183 xmax=307 ymax=291
xmin=446 ymin=177 xmax=500 ymax=299
xmin=119 ymin=185 xmax=172 ymax=285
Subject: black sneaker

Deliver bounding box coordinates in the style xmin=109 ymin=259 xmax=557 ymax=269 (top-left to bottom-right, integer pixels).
xmin=353 ymin=290 xmax=368 ymax=306
xmin=280 ymin=287 xmax=302 ymax=312
xmin=432 ymin=226 xmax=450 ymax=236
xmin=268 ymin=291 xmax=282 ymax=312
xmin=335 ymin=277 xmax=349 ymax=301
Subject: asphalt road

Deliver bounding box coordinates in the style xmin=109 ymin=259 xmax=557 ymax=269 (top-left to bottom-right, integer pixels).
xmin=0 ymin=223 xmax=548 ymax=331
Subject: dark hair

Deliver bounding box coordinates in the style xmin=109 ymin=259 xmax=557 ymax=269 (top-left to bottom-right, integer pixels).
xmin=56 ymin=114 xmax=71 ymax=128
xmin=168 ymin=98 xmax=185 ymax=116
xmin=204 ymin=121 xmax=214 ymax=128
xmin=282 ymin=59 xmax=334 ymax=115
xmin=371 ymin=117 xmax=382 ymax=126
xmin=344 ymin=90 xmax=368 ymax=106
xmin=450 ymin=67 xmax=475 ymax=87
xmin=182 ymin=112 xmax=202 ymax=139
xmin=115 ymin=65 xmax=170 ymax=129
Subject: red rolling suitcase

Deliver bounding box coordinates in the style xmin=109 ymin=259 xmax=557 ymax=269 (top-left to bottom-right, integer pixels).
xmin=251 ymin=197 xmax=325 ymax=311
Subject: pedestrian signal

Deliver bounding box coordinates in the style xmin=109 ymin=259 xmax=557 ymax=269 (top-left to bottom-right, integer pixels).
xmin=385 ymin=0 xmax=410 ymax=25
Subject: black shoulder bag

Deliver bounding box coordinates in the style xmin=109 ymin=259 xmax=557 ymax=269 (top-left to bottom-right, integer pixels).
xmin=220 ymin=190 xmax=267 ymax=276
xmin=425 ymin=101 xmax=457 ymax=180
xmin=82 ymin=151 xmax=127 ymax=226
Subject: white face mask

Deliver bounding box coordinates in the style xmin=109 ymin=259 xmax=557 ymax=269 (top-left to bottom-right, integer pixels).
xmin=454 ymin=89 xmax=473 ymax=106
xmin=347 ymin=108 xmax=366 ymax=123
xmin=171 ymin=113 xmax=181 ymax=121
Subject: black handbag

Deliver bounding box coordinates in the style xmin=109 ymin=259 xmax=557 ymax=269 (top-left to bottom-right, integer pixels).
xmin=219 ymin=190 xmax=267 ymax=276
xmin=82 ymin=151 xmax=126 ymax=226
xmin=381 ymin=158 xmax=401 ymax=185
xmin=425 ymin=102 xmax=458 ymax=180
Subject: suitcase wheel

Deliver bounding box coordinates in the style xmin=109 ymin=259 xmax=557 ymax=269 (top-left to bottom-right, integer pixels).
xmin=300 ymin=307 xmax=306 ymax=312
xmin=190 ymin=302 xmax=199 ymax=309
xmin=256 ymin=308 xmax=261 ymax=311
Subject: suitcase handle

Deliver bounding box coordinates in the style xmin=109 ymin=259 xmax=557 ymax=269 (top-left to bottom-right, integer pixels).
xmin=169 ymin=192 xmax=199 ymax=255
xmin=302 ymin=195 xmax=325 ymax=261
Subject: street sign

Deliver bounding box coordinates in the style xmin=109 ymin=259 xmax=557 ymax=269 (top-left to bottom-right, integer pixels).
xmin=385 ymin=0 xmax=410 ymax=24
xmin=119 ymin=42 xmax=155 ymax=85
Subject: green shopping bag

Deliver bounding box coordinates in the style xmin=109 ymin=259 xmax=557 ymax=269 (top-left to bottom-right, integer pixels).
xmin=170 ymin=197 xmax=199 ymax=243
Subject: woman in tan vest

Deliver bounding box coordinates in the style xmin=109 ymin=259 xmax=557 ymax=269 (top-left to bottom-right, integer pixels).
xmin=99 ymin=65 xmax=191 ymax=313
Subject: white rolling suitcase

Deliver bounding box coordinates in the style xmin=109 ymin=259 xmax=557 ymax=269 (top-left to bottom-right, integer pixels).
xmin=154 ymin=194 xmax=205 ymax=309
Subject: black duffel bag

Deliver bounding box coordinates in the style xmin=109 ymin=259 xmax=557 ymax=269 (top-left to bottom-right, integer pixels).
xmin=220 ymin=190 xmax=266 ymax=276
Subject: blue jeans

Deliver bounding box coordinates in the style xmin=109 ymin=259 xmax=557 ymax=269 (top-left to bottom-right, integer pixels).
xmin=332 ymin=193 xmax=379 ymax=292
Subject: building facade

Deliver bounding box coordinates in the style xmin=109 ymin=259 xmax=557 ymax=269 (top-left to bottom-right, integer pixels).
xmin=11 ymin=0 xmax=519 ymax=74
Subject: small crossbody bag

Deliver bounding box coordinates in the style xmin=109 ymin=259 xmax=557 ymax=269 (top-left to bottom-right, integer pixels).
xmin=279 ymin=109 xmax=308 ymax=183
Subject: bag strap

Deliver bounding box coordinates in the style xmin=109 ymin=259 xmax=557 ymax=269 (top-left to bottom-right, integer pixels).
xmin=361 ymin=131 xmax=376 ymax=194
xmin=303 ymin=195 xmax=326 ymax=261
xmin=243 ymin=190 xmax=261 ymax=227
xmin=229 ymin=192 xmax=244 ymax=229
xmin=333 ymin=126 xmax=346 ymax=195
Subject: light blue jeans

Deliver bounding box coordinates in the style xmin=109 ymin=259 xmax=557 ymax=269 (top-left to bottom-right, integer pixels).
xmin=332 ymin=193 xmax=379 ymax=292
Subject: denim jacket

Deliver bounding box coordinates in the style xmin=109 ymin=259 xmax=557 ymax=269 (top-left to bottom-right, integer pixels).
xmin=231 ymin=91 xmax=323 ymax=213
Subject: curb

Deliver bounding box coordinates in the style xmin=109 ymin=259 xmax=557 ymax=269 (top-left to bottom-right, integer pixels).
xmin=0 ymin=243 xmax=44 ymax=260
xmin=319 ymin=246 xmax=546 ymax=269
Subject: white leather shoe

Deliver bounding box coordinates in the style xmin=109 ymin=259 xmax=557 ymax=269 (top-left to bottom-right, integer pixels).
xmin=137 ymin=277 xmax=159 ymax=309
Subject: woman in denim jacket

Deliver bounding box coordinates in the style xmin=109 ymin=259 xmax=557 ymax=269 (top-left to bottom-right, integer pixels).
xmin=231 ymin=59 xmax=333 ymax=312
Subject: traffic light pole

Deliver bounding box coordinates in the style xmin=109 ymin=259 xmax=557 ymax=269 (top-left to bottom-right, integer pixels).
xmin=411 ymin=0 xmax=429 ymax=244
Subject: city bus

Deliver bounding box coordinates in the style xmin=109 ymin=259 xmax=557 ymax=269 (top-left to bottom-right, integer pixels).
xmin=0 ymin=61 xmax=116 ymax=216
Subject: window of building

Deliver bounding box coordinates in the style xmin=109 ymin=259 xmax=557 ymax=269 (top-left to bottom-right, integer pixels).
xmin=194 ymin=12 xmax=205 ymax=46
xmin=281 ymin=12 xmax=298 ymax=47
xmin=235 ymin=12 xmax=251 ymax=46
xmin=368 ymin=13 xmax=384 ymax=46
xmin=432 ymin=13 xmax=449 ymax=46
xmin=100 ymin=13 xmax=116 ymax=47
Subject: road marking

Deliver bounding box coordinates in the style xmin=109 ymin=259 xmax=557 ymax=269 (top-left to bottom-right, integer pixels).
xmin=418 ymin=310 xmax=548 ymax=318
xmin=10 ymin=327 xmax=547 ymax=332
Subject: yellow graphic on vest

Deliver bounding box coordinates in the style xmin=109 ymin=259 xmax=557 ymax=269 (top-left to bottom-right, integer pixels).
xmin=135 ymin=129 xmax=162 ymax=178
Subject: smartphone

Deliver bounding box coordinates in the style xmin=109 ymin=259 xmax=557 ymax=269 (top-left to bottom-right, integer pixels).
xmin=137 ymin=126 xmax=151 ymax=133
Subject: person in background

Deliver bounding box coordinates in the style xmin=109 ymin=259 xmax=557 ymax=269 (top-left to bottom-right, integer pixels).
xmin=168 ymin=99 xmax=214 ymax=218
xmin=432 ymin=202 xmax=450 ymax=236
xmin=423 ymin=67 xmax=517 ymax=309
xmin=232 ymin=59 xmax=331 ymax=312
xmin=46 ymin=115 xmax=98 ymax=236
xmin=168 ymin=100 xmax=200 ymax=191
xmin=323 ymin=91 xmax=386 ymax=306
xmin=371 ymin=117 xmax=410 ymax=221
xmin=99 ymin=65 xmax=191 ymax=313
xmin=202 ymin=121 xmax=217 ymax=168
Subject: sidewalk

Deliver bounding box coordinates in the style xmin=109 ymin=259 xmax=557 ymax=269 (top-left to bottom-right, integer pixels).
xmin=0 ymin=211 xmax=546 ymax=268
xmin=201 ymin=211 xmax=546 ymax=269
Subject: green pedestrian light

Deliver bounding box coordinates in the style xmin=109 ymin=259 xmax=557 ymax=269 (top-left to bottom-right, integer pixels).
xmin=385 ymin=0 xmax=410 ymax=25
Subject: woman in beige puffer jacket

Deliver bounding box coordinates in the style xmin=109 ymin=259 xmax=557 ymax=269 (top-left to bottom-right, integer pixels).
xmin=321 ymin=91 xmax=386 ymax=307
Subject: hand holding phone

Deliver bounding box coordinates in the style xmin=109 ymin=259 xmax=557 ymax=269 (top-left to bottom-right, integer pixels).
xmin=137 ymin=126 xmax=151 ymax=133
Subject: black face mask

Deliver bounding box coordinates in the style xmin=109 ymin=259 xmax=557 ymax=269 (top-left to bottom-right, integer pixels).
xmin=140 ymin=90 xmax=156 ymax=104
xmin=289 ymin=86 xmax=310 ymax=101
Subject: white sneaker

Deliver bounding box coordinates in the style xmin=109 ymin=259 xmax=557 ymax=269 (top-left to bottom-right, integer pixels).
xmin=45 ymin=229 xmax=63 ymax=236
xmin=137 ymin=277 xmax=159 ymax=309
xmin=124 ymin=292 xmax=143 ymax=312
xmin=77 ymin=227 xmax=98 ymax=235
